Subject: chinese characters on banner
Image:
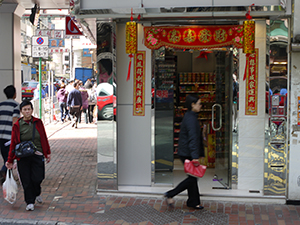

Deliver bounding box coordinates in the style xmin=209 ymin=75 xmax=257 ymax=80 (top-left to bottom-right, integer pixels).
xmin=133 ymin=51 xmax=146 ymax=116
xmin=245 ymin=49 xmax=258 ymax=115
xmin=144 ymin=25 xmax=244 ymax=50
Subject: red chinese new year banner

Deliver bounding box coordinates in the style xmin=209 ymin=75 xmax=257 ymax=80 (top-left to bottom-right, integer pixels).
xmin=133 ymin=51 xmax=146 ymax=116
xmin=245 ymin=48 xmax=258 ymax=115
xmin=144 ymin=25 xmax=244 ymax=50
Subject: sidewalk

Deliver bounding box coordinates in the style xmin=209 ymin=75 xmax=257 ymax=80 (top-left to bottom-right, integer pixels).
xmin=0 ymin=121 xmax=299 ymax=225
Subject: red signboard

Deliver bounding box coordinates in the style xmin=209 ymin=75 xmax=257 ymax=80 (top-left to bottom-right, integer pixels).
xmin=133 ymin=51 xmax=146 ymax=116
xmin=65 ymin=16 xmax=83 ymax=35
xmin=144 ymin=25 xmax=243 ymax=50
xmin=245 ymin=49 xmax=258 ymax=115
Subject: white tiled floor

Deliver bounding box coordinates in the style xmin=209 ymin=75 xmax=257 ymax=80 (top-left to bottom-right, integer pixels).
xmin=117 ymin=159 xmax=286 ymax=204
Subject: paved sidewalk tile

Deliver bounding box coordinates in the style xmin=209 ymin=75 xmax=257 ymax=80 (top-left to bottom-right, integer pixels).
xmin=0 ymin=122 xmax=298 ymax=224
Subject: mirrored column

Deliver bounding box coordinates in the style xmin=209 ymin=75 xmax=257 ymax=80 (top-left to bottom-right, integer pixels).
xmin=96 ymin=22 xmax=117 ymax=190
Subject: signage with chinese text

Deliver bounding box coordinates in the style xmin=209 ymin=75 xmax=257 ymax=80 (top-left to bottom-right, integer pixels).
xmin=245 ymin=48 xmax=258 ymax=115
xmin=133 ymin=51 xmax=146 ymax=116
xmin=32 ymin=36 xmax=49 ymax=58
xmin=144 ymin=25 xmax=244 ymax=50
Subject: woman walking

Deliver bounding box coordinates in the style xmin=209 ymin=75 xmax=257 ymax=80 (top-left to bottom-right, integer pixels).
xmin=6 ymin=100 xmax=51 ymax=211
xmin=79 ymin=81 xmax=89 ymax=124
xmin=164 ymin=94 xmax=205 ymax=209
xmin=85 ymin=83 xmax=97 ymax=123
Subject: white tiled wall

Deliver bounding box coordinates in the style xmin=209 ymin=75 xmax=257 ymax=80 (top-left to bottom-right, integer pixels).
xmin=238 ymin=20 xmax=266 ymax=191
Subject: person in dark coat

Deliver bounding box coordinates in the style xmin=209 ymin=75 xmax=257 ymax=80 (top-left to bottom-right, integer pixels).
xmin=164 ymin=94 xmax=205 ymax=210
xmin=67 ymin=81 xmax=82 ymax=128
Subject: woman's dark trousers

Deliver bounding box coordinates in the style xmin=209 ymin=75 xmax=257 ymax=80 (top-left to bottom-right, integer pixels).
xmin=17 ymin=155 xmax=45 ymax=204
xmin=165 ymin=156 xmax=200 ymax=207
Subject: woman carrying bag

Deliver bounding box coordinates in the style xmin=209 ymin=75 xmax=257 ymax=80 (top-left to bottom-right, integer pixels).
xmin=6 ymin=100 xmax=51 ymax=211
xmin=164 ymin=94 xmax=205 ymax=210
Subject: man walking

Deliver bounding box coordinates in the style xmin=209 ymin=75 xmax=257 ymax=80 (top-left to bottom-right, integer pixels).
xmin=67 ymin=81 xmax=82 ymax=128
xmin=0 ymin=85 xmax=20 ymax=182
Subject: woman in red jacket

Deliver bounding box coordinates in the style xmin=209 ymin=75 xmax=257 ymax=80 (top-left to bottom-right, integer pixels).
xmin=6 ymin=100 xmax=51 ymax=211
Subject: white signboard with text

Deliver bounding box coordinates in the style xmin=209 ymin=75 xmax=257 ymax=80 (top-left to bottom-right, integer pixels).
xmin=32 ymin=36 xmax=49 ymax=58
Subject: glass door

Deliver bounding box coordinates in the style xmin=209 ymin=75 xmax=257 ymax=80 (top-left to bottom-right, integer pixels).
xmin=212 ymin=51 xmax=233 ymax=189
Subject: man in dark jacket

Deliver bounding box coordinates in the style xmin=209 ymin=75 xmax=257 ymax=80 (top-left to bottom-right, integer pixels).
xmin=67 ymin=81 xmax=82 ymax=128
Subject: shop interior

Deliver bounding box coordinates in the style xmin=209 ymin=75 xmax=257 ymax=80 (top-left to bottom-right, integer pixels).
xmin=153 ymin=47 xmax=239 ymax=192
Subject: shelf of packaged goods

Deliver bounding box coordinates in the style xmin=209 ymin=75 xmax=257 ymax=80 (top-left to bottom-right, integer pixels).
xmin=180 ymin=91 xmax=215 ymax=94
xmin=174 ymin=143 xmax=179 ymax=147
xmin=180 ymin=82 xmax=215 ymax=85
xmin=200 ymin=109 xmax=212 ymax=112
xmin=174 ymin=122 xmax=181 ymax=126
xmin=198 ymin=118 xmax=212 ymax=120
xmin=174 ymin=129 xmax=180 ymax=133
xmin=174 ymin=137 xmax=179 ymax=141
xmin=179 ymin=101 xmax=212 ymax=104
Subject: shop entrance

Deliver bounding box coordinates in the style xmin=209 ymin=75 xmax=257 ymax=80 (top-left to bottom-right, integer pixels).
xmin=153 ymin=47 xmax=237 ymax=190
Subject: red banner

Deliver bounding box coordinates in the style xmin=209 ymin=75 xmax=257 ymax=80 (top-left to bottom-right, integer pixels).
xmin=144 ymin=25 xmax=243 ymax=50
xmin=133 ymin=51 xmax=146 ymax=116
xmin=245 ymin=49 xmax=258 ymax=115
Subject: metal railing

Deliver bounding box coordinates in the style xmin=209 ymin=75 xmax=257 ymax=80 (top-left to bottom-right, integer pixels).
xmin=31 ymin=96 xmax=60 ymax=125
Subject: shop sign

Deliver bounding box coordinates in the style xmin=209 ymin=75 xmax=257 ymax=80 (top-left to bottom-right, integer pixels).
xmin=245 ymin=48 xmax=258 ymax=115
xmin=144 ymin=25 xmax=243 ymax=50
xmin=49 ymin=39 xmax=65 ymax=48
xmin=133 ymin=51 xmax=145 ymax=116
xmin=49 ymin=48 xmax=69 ymax=53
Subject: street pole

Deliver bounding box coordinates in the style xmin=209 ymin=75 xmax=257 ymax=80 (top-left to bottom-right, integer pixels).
xmin=70 ymin=36 xmax=73 ymax=80
xmin=39 ymin=57 xmax=42 ymax=119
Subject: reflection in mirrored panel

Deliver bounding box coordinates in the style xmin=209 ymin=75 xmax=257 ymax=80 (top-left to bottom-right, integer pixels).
xmin=264 ymin=19 xmax=288 ymax=195
xmin=96 ymin=22 xmax=117 ymax=190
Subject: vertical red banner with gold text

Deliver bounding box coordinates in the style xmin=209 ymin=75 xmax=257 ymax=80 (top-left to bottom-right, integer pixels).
xmin=245 ymin=49 xmax=258 ymax=115
xmin=133 ymin=51 xmax=146 ymax=116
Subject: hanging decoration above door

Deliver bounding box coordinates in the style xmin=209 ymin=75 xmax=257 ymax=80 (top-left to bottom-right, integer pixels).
xmin=144 ymin=25 xmax=244 ymax=50
xmin=125 ymin=8 xmax=138 ymax=81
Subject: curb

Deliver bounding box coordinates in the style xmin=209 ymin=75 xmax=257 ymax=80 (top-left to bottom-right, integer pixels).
xmin=0 ymin=219 xmax=92 ymax=225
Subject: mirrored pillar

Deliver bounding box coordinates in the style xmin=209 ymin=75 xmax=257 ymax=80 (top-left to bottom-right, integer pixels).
xmin=96 ymin=22 xmax=117 ymax=190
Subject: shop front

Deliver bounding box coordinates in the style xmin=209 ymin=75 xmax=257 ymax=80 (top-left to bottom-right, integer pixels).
xmin=75 ymin=2 xmax=291 ymax=202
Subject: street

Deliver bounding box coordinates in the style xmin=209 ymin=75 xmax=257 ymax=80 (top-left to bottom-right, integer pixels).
xmin=0 ymin=121 xmax=298 ymax=225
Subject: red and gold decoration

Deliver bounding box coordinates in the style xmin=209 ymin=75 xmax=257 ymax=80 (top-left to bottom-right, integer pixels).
xmin=243 ymin=20 xmax=255 ymax=54
xmin=126 ymin=20 xmax=137 ymax=81
xmin=144 ymin=25 xmax=243 ymax=50
xmin=245 ymin=49 xmax=258 ymax=115
xmin=133 ymin=51 xmax=145 ymax=116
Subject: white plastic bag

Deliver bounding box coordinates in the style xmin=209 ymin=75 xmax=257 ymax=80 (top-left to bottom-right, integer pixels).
xmin=2 ymin=169 xmax=18 ymax=204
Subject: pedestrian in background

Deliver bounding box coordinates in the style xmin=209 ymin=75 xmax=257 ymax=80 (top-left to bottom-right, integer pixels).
xmin=86 ymin=83 xmax=97 ymax=123
xmin=0 ymin=85 xmax=20 ymax=183
xmin=44 ymin=81 xmax=57 ymax=98
xmin=6 ymin=100 xmax=51 ymax=211
xmin=67 ymin=81 xmax=82 ymax=128
xmin=56 ymin=84 xmax=70 ymax=123
xmin=33 ymin=84 xmax=46 ymax=100
xmin=164 ymin=94 xmax=205 ymax=210
xmin=79 ymin=81 xmax=89 ymax=124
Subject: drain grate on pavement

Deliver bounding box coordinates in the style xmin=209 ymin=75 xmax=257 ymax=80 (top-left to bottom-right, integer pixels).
xmin=96 ymin=204 xmax=176 ymax=224
xmin=95 ymin=204 xmax=229 ymax=224
xmin=164 ymin=209 xmax=228 ymax=225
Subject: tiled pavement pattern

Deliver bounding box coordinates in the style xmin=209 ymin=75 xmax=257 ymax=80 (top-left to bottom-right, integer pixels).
xmin=0 ymin=122 xmax=299 ymax=224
